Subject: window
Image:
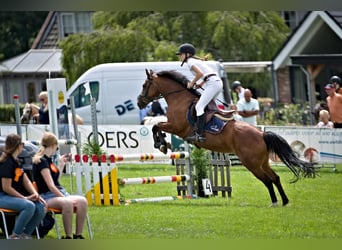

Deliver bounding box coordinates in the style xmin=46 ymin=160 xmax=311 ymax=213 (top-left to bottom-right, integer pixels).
xmin=71 ymin=81 xmax=99 ymax=108
xmin=280 ymin=11 xmax=303 ymax=31
xmin=60 ymin=12 xmax=93 ymax=38
xmin=26 ymin=82 xmax=36 ymax=103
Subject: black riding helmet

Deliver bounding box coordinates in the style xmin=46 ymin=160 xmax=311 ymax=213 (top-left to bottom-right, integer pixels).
xmin=330 ymin=75 xmax=341 ymax=84
xmin=232 ymin=81 xmax=241 ymax=90
xmin=176 ymin=43 xmax=196 ymax=66
xmin=176 ymin=43 xmax=196 ymax=55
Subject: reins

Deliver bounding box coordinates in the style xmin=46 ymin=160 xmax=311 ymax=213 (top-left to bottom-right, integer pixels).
xmin=141 ymin=74 xmax=187 ymax=102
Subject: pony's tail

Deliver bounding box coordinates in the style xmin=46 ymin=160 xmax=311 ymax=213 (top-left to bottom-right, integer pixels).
xmin=263 ymin=131 xmax=316 ymax=183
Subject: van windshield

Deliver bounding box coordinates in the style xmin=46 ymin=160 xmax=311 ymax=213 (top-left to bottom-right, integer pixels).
xmin=71 ymin=81 xmax=99 ymax=108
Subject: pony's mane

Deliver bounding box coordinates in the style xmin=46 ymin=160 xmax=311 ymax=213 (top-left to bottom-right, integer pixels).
xmin=156 ymin=70 xmax=201 ymax=96
xmin=30 ymin=103 xmax=40 ymax=110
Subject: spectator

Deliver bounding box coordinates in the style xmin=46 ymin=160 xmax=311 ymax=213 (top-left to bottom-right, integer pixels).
xmin=0 ymin=134 xmax=46 ymax=239
xmin=139 ymin=103 xmax=152 ymax=124
xmin=330 ymin=75 xmax=342 ymax=95
xmin=325 ymin=83 xmax=342 ymax=128
xmin=237 ymin=89 xmax=260 ymax=126
xmin=149 ymin=100 xmax=165 ymax=116
xmin=37 ymin=91 xmax=49 ymax=124
xmin=231 ymin=81 xmax=245 ymax=102
xmin=316 ymin=110 xmax=334 ymax=128
xmin=229 ymin=104 xmax=243 ymax=121
xmin=32 ymin=132 xmax=88 ymax=239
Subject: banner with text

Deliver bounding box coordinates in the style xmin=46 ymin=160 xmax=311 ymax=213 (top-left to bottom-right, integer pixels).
xmin=265 ymin=126 xmax=342 ymax=164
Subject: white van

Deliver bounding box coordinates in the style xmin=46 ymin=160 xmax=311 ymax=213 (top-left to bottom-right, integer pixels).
xmin=66 ymin=61 xmax=231 ymax=125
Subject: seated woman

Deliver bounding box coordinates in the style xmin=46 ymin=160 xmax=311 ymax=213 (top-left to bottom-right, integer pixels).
xmin=0 ymin=134 xmax=46 ymax=239
xmin=32 ymin=132 xmax=88 ymax=239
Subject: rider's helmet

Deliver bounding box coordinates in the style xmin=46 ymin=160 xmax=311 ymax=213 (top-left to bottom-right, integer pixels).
xmin=330 ymin=75 xmax=341 ymax=85
xmin=231 ymin=81 xmax=241 ymax=90
xmin=176 ymin=43 xmax=196 ymax=56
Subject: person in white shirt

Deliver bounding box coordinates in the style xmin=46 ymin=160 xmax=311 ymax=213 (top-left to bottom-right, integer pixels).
xmin=316 ymin=109 xmax=334 ymax=128
xmin=176 ymin=43 xmax=223 ymax=142
xmin=232 ymin=81 xmax=246 ymax=102
xmin=237 ymin=89 xmax=259 ymax=126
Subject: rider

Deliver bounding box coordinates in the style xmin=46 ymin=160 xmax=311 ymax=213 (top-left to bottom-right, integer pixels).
xmin=176 ymin=43 xmax=223 ymax=142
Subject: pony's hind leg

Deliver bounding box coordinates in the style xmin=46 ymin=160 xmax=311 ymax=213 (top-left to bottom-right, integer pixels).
xmin=261 ymin=163 xmax=289 ymax=206
xmin=251 ymin=169 xmax=279 ymax=206
xmin=239 ymin=155 xmax=279 ymax=206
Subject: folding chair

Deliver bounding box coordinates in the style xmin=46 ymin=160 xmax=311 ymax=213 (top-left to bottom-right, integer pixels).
xmin=31 ymin=182 xmax=93 ymax=239
xmin=48 ymin=207 xmax=93 ymax=239
xmin=0 ymin=208 xmax=40 ymax=239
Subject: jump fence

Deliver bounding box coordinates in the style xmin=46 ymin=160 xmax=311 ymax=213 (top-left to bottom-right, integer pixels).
xmin=176 ymin=152 xmax=232 ymax=198
xmin=69 ymin=151 xmax=232 ymax=206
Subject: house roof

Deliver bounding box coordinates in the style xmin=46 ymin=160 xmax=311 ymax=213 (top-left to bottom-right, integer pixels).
xmin=222 ymin=61 xmax=272 ymax=73
xmin=273 ymin=11 xmax=342 ymax=70
xmin=0 ymin=49 xmax=62 ymax=74
xmin=31 ymin=11 xmax=58 ymax=49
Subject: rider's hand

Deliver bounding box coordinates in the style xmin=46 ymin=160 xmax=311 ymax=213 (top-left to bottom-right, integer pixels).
xmin=187 ymin=82 xmax=195 ymax=89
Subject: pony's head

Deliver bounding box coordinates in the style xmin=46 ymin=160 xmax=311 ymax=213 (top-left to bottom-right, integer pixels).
xmin=20 ymin=103 xmax=32 ymax=123
xmin=137 ymin=69 xmax=160 ymax=109
xmin=20 ymin=103 xmax=39 ymax=124
xmin=137 ymin=69 xmax=196 ymax=109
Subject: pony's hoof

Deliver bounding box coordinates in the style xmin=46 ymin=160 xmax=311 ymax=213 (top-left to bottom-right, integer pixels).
xmin=159 ymin=145 xmax=168 ymax=154
xmin=282 ymin=200 xmax=290 ymax=206
xmin=167 ymin=142 xmax=172 ymax=149
xmin=269 ymin=202 xmax=278 ymax=207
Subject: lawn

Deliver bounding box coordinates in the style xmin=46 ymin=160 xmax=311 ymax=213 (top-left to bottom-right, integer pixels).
xmin=44 ymin=163 xmax=342 ymax=240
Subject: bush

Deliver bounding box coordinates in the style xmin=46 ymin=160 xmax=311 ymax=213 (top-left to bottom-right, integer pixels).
xmin=261 ymin=103 xmax=311 ymax=126
xmin=0 ymin=104 xmax=24 ymax=123
xmin=190 ymin=147 xmax=210 ymax=197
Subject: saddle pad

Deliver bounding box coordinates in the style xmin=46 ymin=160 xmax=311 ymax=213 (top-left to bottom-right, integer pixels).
xmin=186 ymin=110 xmax=227 ymax=134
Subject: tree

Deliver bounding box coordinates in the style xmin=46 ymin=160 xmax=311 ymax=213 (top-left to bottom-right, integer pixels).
xmin=60 ymin=11 xmax=290 ymax=91
xmin=59 ymin=28 xmax=154 ymax=87
xmin=207 ymin=11 xmax=290 ymax=61
xmin=0 ymin=12 xmax=47 ymax=61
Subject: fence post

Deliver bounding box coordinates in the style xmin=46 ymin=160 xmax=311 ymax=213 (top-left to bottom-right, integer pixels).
xmin=69 ymin=96 xmax=81 ymax=156
xmin=109 ymin=155 xmax=120 ymax=206
xmin=13 ymin=95 xmax=22 ymax=136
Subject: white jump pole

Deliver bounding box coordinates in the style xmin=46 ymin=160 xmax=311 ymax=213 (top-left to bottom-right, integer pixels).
xmin=119 ymin=175 xmax=190 ymax=185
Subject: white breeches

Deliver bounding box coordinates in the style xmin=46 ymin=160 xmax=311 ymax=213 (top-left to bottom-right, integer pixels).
xmin=195 ymin=77 xmax=223 ymax=116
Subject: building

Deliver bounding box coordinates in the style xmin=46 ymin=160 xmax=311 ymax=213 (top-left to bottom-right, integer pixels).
xmin=272 ymin=11 xmax=342 ymax=124
xmin=1 ymin=10 xmax=342 ymax=121
xmin=0 ymin=11 xmax=93 ymax=105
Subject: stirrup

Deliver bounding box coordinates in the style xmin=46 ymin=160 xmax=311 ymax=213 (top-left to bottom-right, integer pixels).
xmin=196 ymin=134 xmax=205 ymax=142
xmin=185 ymin=133 xmax=205 ymax=142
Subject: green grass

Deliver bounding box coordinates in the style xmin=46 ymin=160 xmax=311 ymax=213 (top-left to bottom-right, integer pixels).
xmin=45 ymin=163 xmax=342 ymax=239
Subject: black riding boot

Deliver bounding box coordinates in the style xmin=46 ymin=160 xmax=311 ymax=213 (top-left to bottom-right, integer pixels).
xmin=196 ymin=114 xmax=206 ymax=142
xmin=185 ymin=114 xmax=206 ymax=142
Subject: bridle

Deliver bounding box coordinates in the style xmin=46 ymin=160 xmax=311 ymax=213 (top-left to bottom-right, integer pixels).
xmin=21 ymin=103 xmax=39 ymax=124
xmin=139 ymin=70 xmax=187 ymax=106
xmin=23 ymin=104 xmax=33 ymax=119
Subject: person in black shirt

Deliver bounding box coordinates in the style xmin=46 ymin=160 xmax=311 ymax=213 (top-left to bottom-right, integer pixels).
xmin=0 ymin=134 xmax=46 ymax=239
xmin=149 ymin=100 xmax=165 ymax=116
xmin=38 ymin=91 xmax=49 ymax=124
xmin=32 ymin=132 xmax=88 ymax=239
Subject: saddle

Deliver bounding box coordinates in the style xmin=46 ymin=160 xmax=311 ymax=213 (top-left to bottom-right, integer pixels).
xmin=186 ymin=99 xmax=235 ymax=134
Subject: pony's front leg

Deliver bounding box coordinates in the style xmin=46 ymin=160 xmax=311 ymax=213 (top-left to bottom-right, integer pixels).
xmin=152 ymin=124 xmax=171 ymax=154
